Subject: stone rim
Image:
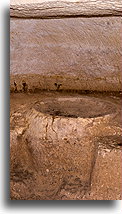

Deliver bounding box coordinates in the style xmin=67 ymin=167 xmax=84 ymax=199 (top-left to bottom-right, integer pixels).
xmin=33 ymin=96 xmax=117 ymax=119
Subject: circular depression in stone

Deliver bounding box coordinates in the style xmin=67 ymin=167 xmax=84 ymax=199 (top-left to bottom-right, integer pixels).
xmin=34 ymin=96 xmax=116 ymax=118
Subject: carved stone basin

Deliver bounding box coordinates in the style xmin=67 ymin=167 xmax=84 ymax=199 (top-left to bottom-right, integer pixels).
xmin=10 ymin=0 xmax=122 ymax=201
xmin=34 ymin=96 xmax=116 ymax=118
xmin=10 ymin=93 xmax=122 ymax=200
xmin=25 ymin=96 xmax=118 ymax=143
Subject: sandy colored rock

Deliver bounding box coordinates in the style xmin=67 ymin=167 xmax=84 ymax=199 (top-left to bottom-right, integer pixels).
xmin=10 ymin=17 xmax=122 ymax=92
xmin=83 ymin=147 xmax=122 ymax=200
xmin=10 ymin=0 xmax=122 ymax=18
xmin=10 ymin=92 xmax=122 ymax=200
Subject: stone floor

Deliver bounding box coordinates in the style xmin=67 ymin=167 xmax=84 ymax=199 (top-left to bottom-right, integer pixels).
xmin=10 ymin=91 xmax=122 ymax=200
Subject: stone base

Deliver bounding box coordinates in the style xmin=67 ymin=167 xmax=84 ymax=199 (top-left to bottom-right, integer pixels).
xmin=10 ymin=92 xmax=122 ymax=200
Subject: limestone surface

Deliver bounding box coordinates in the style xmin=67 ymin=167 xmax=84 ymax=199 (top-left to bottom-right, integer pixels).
xmin=10 ymin=17 xmax=122 ymax=92
xmin=10 ymin=92 xmax=122 ymax=200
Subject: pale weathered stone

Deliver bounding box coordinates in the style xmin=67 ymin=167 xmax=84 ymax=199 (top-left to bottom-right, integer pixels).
xmin=10 ymin=17 xmax=122 ymax=92
xmin=10 ymin=0 xmax=122 ymax=18
xmin=10 ymin=0 xmax=122 ymax=200
xmin=83 ymin=147 xmax=122 ymax=200
xmin=10 ymin=93 xmax=122 ymax=200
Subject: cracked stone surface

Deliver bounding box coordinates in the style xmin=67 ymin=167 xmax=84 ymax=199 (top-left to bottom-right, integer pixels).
xmin=10 ymin=92 xmax=122 ymax=200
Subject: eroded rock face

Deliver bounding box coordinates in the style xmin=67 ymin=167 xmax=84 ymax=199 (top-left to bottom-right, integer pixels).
xmin=10 ymin=92 xmax=122 ymax=200
xmin=10 ymin=17 xmax=122 ymax=92
xmin=87 ymin=145 xmax=122 ymax=200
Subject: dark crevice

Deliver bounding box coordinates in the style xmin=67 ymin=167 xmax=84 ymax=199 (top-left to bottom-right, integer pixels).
xmin=54 ymin=83 xmax=62 ymax=91
xmin=22 ymin=82 xmax=28 ymax=92
xmin=10 ymin=14 xmax=122 ymax=19
xmin=10 ymin=88 xmax=122 ymax=97
xmin=14 ymin=81 xmax=17 ymax=92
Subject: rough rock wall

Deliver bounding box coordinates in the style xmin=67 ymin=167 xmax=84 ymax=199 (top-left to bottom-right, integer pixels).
xmin=10 ymin=17 xmax=122 ymax=92
xmin=10 ymin=0 xmax=122 ymax=18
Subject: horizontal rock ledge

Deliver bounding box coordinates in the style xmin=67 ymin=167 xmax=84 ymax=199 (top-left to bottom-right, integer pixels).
xmin=10 ymin=0 xmax=122 ymax=18
xmin=10 ymin=17 xmax=122 ymax=92
xmin=10 ymin=74 xmax=122 ymax=92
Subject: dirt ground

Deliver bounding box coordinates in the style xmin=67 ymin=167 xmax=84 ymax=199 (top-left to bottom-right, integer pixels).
xmin=10 ymin=91 xmax=122 ymax=200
